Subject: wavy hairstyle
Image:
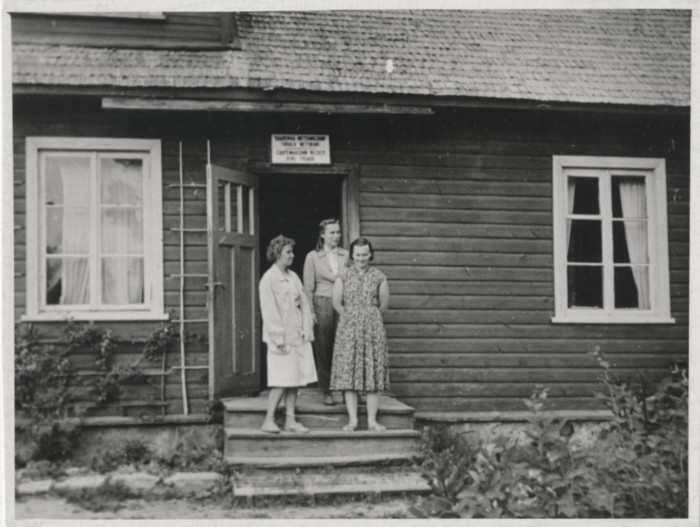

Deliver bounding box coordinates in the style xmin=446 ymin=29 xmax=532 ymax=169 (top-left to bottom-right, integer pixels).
xmin=266 ymin=235 xmax=295 ymax=263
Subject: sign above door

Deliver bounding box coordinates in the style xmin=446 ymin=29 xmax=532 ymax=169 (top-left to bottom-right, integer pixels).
xmin=271 ymin=134 xmax=331 ymax=165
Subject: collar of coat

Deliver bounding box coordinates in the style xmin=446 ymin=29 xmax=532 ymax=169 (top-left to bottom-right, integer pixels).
xmin=316 ymin=247 xmax=348 ymax=258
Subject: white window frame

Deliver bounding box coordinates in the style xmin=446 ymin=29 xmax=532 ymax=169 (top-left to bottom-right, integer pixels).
xmin=552 ymin=155 xmax=674 ymax=324
xmin=23 ymin=137 xmax=167 ymax=322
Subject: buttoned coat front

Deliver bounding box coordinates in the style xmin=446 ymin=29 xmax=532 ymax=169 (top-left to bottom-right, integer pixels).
xmin=303 ymin=248 xmax=349 ymax=315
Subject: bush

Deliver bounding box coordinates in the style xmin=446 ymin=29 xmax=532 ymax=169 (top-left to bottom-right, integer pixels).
xmin=90 ymin=439 xmax=154 ymax=474
xmin=411 ymin=354 xmax=688 ymax=519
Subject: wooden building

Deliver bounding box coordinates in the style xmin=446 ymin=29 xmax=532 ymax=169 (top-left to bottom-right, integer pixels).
xmin=11 ymin=10 xmax=690 ymax=423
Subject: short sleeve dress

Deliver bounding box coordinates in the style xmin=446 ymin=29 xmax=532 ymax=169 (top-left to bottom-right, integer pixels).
xmin=330 ymin=266 xmax=390 ymax=393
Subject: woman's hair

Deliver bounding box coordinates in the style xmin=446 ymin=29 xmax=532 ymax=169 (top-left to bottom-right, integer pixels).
xmin=266 ymin=235 xmax=295 ymax=263
xmin=348 ymin=237 xmax=374 ymax=262
xmin=315 ymin=218 xmax=341 ymax=251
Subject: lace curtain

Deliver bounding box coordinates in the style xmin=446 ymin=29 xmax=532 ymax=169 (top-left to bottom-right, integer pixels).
xmin=100 ymin=158 xmax=144 ymax=305
xmin=45 ymin=156 xmax=144 ymax=307
xmin=618 ymin=179 xmax=650 ymax=309
xmin=46 ymin=157 xmax=90 ymax=305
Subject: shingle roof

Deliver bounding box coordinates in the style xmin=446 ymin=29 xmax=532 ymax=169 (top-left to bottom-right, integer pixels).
xmin=12 ymin=10 xmax=691 ymax=107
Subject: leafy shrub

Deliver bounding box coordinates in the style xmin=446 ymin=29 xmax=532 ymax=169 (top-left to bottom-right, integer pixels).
xmin=15 ymin=324 xmax=82 ymax=463
xmin=411 ymin=353 xmax=688 ymax=519
xmin=90 ymin=439 xmax=154 ymax=473
xmin=154 ymin=429 xmax=228 ymax=474
xmin=15 ymin=324 xmax=74 ymax=421
xmin=15 ymin=321 xmax=186 ymax=465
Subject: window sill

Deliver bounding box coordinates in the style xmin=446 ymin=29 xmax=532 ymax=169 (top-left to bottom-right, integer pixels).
xmin=21 ymin=312 xmax=170 ymax=322
xmin=551 ymin=315 xmax=676 ymax=325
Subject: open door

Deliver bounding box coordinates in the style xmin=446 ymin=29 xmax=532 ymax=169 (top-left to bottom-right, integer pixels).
xmin=206 ymin=164 xmax=261 ymax=398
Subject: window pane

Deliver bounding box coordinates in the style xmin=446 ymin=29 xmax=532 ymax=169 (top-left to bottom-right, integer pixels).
xmin=569 ymin=176 xmax=599 ymax=215
xmin=100 ymin=158 xmax=143 ymax=205
xmin=612 ymin=175 xmax=646 ymax=219
xmin=101 ymin=257 xmax=144 ymax=304
xmin=613 ymin=221 xmax=648 ymax=264
xmin=46 ymin=207 xmax=90 ymax=254
xmin=45 ymin=156 xmax=91 ymax=205
xmin=46 ymin=257 xmax=90 ymax=305
xmin=217 ymin=181 xmax=239 ymax=232
xmin=615 ymin=266 xmax=650 ymax=309
xmin=567 ymin=219 xmax=602 ymax=263
xmin=101 ymin=208 xmax=144 ymax=254
xmin=567 ymin=265 xmax=603 ymax=308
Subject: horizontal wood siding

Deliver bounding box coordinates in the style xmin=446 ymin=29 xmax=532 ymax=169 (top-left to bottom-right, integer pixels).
xmin=12 ymin=97 xmax=689 ymax=415
xmin=328 ymin=110 xmax=689 ymax=412
xmin=12 ymin=13 xmax=225 ymax=48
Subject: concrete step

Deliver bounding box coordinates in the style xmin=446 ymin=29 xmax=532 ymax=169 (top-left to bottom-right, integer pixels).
xmin=226 ymin=453 xmax=420 ymax=468
xmin=225 ymin=428 xmax=421 ymax=465
xmin=223 ymin=390 xmax=415 ymax=431
xmin=233 ymin=468 xmax=430 ymax=499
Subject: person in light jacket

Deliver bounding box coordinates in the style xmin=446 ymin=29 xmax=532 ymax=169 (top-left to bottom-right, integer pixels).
xmin=259 ymin=235 xmax=317 ymax=434
xmin=303 ymin=219 xmax=348 ymax=406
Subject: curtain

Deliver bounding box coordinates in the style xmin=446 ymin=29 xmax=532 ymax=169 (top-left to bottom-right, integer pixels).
xmin=619 ymin=179 xmax=650 ymax=309
xmin=100 ymin=159 xmax=144 ymax=305
xmin=566 ymin=179 xmax=576 ymax=251
xmin=46 ymin=157 xmax=90 ymax=305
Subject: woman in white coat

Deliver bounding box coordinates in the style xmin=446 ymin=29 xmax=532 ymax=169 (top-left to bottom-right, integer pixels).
xmin=259 ymin=235 xmax=317 ymax=433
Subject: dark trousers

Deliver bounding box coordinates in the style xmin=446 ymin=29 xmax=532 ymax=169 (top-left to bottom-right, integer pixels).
xmin=312 ymin=296 xmax=337 ymax=393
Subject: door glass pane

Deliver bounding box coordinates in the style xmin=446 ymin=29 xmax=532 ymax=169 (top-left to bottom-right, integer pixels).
xmin=615 ymin=266 xmax=649 ymax=309
xmin=46 ymin=207 xmax=90 ymax=254
xmin=612 ymin=175 xmax=646 ymax=219
xmin=569 ymin=176 xmax=599 ymax=215
xmin=567 ymin=219 xmax=602 ymax=263
xmin=100 ymin=158 xmax=143 ymax=205
xmin=45 ymin=156 xmax=91 ymax=205
xmin=46 ymin=257 xmax=90 ymax=305
xmin=613 ymin=221 xmax=648 ymax=264
xmin=101 ymin=257 xmax=144 ymax=304
xmin=241 ymin=186 xmax=251 ymax=235
xmin=567 ymin=265 xmax=603 ymax=308
xmin=217 ymin=181 xmax=238 ymax=232
xmin=101 ymin=208 xmax=144 ymax=253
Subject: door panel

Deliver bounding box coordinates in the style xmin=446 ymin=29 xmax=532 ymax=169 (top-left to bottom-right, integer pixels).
xmin=207 ymin=164 xmax=260 ymax=398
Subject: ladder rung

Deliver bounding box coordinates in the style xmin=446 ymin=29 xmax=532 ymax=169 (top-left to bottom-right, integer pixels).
xmin=172 ymin=319 xmax=208 ymax=323
xmin=170 ymin=227 xmax=207 ymax=233
xmin=172 ymin=365 xmax=209 ymax=370
xmin=168 ymin=183 xmax=206 ymax=188
xmin=15 ymin=272 xmax=24 ymax=278
xmin=14 ymin=225 xmax=24 ymax=230
xmin=169 ymin=273 xmax=208 ymax=278
xmin=14 ymin=180 xmax=24 ymax=186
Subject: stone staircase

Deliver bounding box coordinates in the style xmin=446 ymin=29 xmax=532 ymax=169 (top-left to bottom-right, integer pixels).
xmin=222 ymin=389 xmax=422 ymax=467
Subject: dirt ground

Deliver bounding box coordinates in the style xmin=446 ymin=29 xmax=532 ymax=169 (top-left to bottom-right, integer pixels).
xmin=14 ymin=494 xmax=413 ymax=519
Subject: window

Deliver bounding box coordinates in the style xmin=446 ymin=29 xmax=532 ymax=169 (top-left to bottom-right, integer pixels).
xmin=552 ymin=156 xmax=674 ymax=324
xmin=24 ymin=138 xmax=166 ymax=321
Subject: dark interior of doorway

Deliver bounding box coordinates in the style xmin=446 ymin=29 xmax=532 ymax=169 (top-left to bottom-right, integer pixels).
xmin=258 ymin=173 xmax=344 ymax=387
xmin=258 ymin=173 xmax=343 ymax=278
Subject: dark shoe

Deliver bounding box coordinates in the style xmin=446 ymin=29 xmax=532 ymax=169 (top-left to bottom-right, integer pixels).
xmin=323 ymin=393 xmax=336 ymax=406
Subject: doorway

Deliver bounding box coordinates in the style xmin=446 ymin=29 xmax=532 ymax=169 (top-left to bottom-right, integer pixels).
xmin=258 ymin=173 xmax=344 ymax=278
xmin=257 ymin=173 xmax=345 ymax=388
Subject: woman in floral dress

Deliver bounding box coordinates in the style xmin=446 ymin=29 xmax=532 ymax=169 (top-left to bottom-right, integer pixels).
xmin=330 ymin=237 xmax=390 ymax=432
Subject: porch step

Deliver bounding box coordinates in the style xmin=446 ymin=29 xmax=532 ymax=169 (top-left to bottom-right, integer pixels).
xmin=225 ymin=428 xmax=421 ymax=466
xmin=226 ymin=453 xmax=420 ymax=468
xmin=233 ymin=468 xmax=430 ymax=498
xmin=223 ymin=390 xmax=415 ymax=430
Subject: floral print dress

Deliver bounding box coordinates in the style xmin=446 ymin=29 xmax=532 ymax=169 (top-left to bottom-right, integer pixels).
xmin=330 ymin=266 xmax=390 ymax=393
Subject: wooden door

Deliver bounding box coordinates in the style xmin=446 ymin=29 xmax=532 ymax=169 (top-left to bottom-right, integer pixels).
xmin=206 ymin=164 xmax=260 ymax=398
